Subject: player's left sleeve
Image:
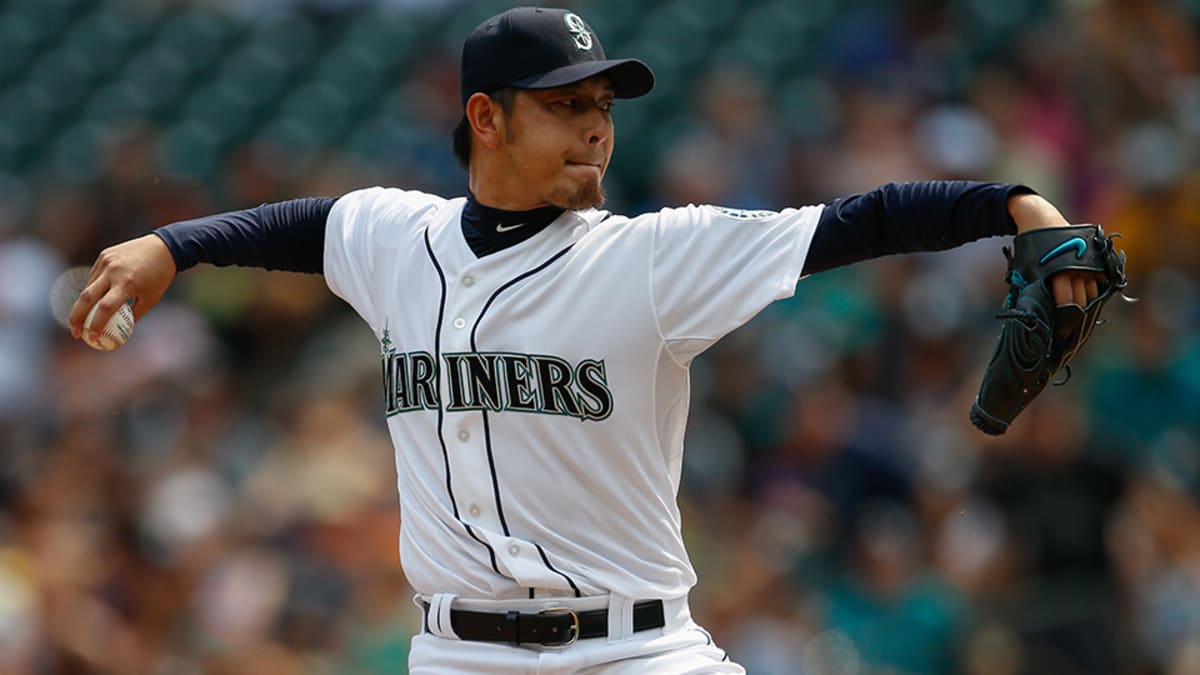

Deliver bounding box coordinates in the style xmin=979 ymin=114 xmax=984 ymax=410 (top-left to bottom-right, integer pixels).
xmin=650 ymin=204 xmax=822 ymax=361
xmin=802 ymin=181 xmax=1033 ymax=274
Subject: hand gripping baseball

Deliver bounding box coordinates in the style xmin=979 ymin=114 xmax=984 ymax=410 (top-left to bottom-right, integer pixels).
xmin=969 ymin=224 xmax=1129 ymax=435
xmin=69 ymin=234 xmax=177 ymax=345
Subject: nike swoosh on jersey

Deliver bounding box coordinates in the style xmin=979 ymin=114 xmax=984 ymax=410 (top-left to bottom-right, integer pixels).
xmin=496 ymin=222 xmax=527 ymax=233
xmin=1039 ymin=236 xmax=1088 ymax=264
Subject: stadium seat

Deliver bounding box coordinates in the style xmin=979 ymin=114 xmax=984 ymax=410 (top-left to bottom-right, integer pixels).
xmin=161 ymin=119 xmax=225 ymax=179
xmin=113 ymin=44 xmax=196 ymax=118
xmin=146 ymin=9 xmax=240 ymax=73
xmin=59 ymin=5 xmax=153 ymax=77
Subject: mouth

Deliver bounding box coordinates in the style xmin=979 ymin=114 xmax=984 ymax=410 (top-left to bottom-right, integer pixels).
xmin=566 ymin=161 xmax=603 ymax=173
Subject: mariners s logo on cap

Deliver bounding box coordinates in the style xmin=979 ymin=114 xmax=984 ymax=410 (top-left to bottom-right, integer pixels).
xmin=563 ymin=13 xmax=593 ymax=51
xmin=459 ymin=6 xmax=654 ymax=107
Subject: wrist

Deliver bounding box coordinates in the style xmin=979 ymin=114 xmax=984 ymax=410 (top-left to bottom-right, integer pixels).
xmin=1008 ymin=193 xmax=1070 ymax=234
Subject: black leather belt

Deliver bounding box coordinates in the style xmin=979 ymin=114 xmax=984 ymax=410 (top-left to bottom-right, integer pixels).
xmin=423 ymin=599 xmax=666 ymax=647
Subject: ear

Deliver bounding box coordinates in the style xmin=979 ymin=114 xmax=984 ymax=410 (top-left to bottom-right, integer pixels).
xmin=465 ymin=92 xmax=504 ymax=151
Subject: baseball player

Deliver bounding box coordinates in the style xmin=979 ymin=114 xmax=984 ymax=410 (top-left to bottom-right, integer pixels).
xmin=70 ymin=7 xmax=1109 ymax=673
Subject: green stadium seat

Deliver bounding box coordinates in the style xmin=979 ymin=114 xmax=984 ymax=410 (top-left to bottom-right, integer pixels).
xmin=257 ymin=117 xmax=323 ymax=156
xmin=58 ymin=6 xmax=147 ymax=77
xmin=311 ymin=42 xmax=389 ymax=108
xmin=261 ymin=80 xmax=353 ymax=151
xmin=580 ymin=0 xmax=656 ymax=40
xmin=4 ymin=0 xmax=985 ymax=196
xmin=80 ymin=81 xmax=155 ymax=127
xmin=244 ymin=12 xmax=319 ymax=69
xmin=23 ymin=49 xmax=95 ymax=114
xmin=146 ymin=9 xmax=239 ymax=72
xmin=0 ymin=127 xmax=20 ymax=170
xmin=211 ymin=43 xmax=295 ymax=107
xmin=161 ymin=118 xmax=225 ymax=179
xmin=635 ymin=3 xmax=710 ymax=67
xmin=176 ymin=81 xmax=259 ymax=143
xmin=789 ymin=0 xmax=841 ymax=29
xmin=0 ymin=13 xmax=41 ymax=83
xmin=734 ymin=1 xmax=819 ymax=74
xmin=4 ymin=0 xmax=81 ymax=47
xmin=439 ymin=3 xmax=511 ymax=54
xmin=0 ymin=83 xmax=56 ymax=170
xmin=341 ymin=6 xmax=431 ymax=61
xmin=343 ymin=110 xmax=423 ymax=167
xmin=44 ymin=119 xmax=108 ymax=183
xmin=114 ymin=44 xmax=195 ymax=118
xmin=664 ymin=0 xmax=739 ymax=31
xmin=774 ymin=75 xmax=840 ymax=141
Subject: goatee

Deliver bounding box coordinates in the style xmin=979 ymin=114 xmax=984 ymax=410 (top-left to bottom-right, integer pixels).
xmin=550 ymin=181 xmax=606 ymax=210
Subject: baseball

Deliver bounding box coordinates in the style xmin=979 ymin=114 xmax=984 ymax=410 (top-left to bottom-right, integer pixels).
xmin=83 ymin=303 xmax=135 ymax=351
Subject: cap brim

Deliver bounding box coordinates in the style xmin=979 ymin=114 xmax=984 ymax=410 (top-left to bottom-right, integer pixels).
xmin=510 ymin=58 xmax=655 ymax=99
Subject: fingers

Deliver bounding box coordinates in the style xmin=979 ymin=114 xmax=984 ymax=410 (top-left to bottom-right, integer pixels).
xmin=1086 ymin=274 xmax=1100 ymax=303
xmin=68 ymin=257 xmax=104 ymax=337
xmin=1072 ymin=274 xmax=1088 ymax=307
xmin=1050 ymin=271 xmax=1105 ymax=307
xmin=68 ymin=236 xmax=177 ymax=340
xmin=1051 ymin=274 xmax=1073 ymax=307
xmin=68 ymin=248 xmax=132 ymax=341
xmin=85 ymin=290 xmax=133 ymax=342
xmin=86 ymin=255 xmax=104 ymax=284
xmin=68 ymin=276 xmax=109 ymax=339
xmin=129 ymin=291 xmax=161 ymax=322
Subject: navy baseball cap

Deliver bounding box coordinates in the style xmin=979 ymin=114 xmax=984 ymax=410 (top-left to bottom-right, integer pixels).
xmin=460 ymin=7 xmax=655 ymax=107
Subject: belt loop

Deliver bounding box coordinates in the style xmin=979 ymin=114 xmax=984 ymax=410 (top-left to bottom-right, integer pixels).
xmin=607 ymin=593 xmax=635 ymax=643
xmin=428 ymin=593 xmax=460 ymax=640
xmin=505 ymin=610 xmax=521 ymax=645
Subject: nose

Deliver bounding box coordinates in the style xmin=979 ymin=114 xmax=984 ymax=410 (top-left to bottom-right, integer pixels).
xmin=584 ymin=109 xmax=610 ymax=146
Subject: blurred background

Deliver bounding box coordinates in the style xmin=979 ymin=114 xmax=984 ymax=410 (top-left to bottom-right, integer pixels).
xmin=0 ymin=0 xmax=1198 ymax=673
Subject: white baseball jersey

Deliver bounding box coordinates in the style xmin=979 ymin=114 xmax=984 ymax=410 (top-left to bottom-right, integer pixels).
xmin=324 ymin=187 xmax=821 ymax=602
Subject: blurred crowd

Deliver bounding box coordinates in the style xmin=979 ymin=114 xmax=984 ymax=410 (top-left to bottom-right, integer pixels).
xmin=1 ymin=0 xmax=1198 ymax=673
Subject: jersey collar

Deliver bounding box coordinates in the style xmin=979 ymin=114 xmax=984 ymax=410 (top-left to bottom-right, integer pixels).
xmin=461 ymin=192 xmax=565 ymax=258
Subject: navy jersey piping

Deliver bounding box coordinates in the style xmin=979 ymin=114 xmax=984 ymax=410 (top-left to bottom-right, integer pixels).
xmin=534 ymin=542 xmax=582 ymax=597
xmin=423 ymin=227 xmax=503 ymax=576
xmin=695 ymin=625 xmax=729 ymax=661
xmin=470 ymin=243 xmax=582 ymax=597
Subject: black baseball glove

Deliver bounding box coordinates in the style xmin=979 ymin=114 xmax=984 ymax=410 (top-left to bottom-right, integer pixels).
xmin=970 ymin=224 xmax=1129 ymax=435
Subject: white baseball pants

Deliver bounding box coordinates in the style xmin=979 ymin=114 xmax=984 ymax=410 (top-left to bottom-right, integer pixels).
xmin=407 ymin=593 xmax=745 ymax=674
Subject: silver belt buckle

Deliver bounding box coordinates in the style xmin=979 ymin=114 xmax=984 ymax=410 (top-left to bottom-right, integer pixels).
xmin=538 ymin=607 xmax=580 ymax=648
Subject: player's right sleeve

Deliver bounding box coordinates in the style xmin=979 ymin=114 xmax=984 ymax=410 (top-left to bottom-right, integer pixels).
xmin=154 ymin=197 xmax=336 ymax=273
xmin=322 ymin=187 xmax=389 ymax=331
xmin=324 ymin=186 xmax=438 ymax=332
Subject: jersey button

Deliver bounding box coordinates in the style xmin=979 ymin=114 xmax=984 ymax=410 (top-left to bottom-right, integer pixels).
xmin=453 ymin=317 xmax=466 ymax=330
xmin=469 ymin=504 xmax=481 ymax=517
xmin=458 ymin=430 xmax=470 ymax=442
xmin=508 ymin=545 xmax=520 ymax=556
xmin=462 ymin=275 xmax=475 ymax=287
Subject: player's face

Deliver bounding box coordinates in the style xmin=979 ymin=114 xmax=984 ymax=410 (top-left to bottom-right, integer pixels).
xmin=501 ymin=77 xmax=615 ymax=210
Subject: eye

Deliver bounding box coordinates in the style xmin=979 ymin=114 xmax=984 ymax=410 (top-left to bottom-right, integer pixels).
xmin=600 ymin=101 xmax=614 ymax=112
xmin=557 ymin=98 xmax=578 ymax=109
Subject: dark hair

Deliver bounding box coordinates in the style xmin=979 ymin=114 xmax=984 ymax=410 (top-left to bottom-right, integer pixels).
xmin=452 ymin=87 xmax=518 ymax=169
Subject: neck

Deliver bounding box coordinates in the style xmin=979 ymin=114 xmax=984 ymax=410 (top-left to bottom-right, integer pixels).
xmin=468 ymin=162 xmax=549 ymax=211
xmin=465 ymin=192 xmax=562 ymax=219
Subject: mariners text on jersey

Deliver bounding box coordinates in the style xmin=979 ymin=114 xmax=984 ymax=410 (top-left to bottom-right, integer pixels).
xmin=381 ymin=330 xmax=614 ymax=421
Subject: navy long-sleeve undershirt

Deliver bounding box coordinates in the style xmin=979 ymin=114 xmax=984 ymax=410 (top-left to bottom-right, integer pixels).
xmin=802 ymin=180 xmax=1033 ymax=275
xmin=152 ymin=181 xmax=1034 ymax=277
xmin=154 ymin=197 xmax=336 ymax=274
